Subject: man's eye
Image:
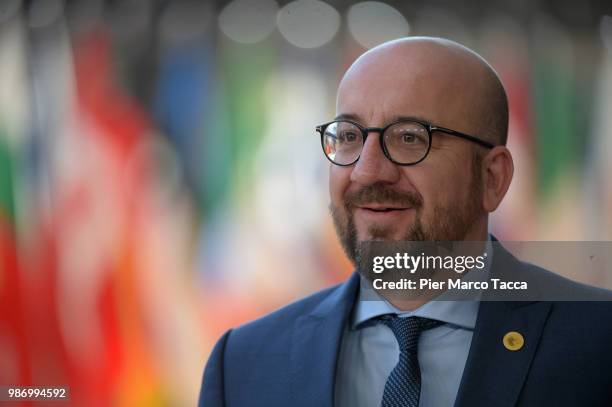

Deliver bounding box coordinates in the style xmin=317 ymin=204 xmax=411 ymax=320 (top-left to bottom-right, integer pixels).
xmin=339 ymin=132 xmax=358 ymax=142
xmin=401 ymin=133 xmax=417 ymax=143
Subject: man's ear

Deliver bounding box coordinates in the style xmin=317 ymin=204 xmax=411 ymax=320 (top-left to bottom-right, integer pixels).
xmin=481 ymin=146 xmax=514 ymax=212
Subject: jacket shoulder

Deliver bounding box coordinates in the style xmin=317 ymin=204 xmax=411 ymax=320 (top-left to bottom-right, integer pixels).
xmin=227 ymin=277 xmax=352 ymax=350
xmin=517 ymin=258 xmax=612 ymax=301
xmin=493 ymin=241 xmax=612 ymax=301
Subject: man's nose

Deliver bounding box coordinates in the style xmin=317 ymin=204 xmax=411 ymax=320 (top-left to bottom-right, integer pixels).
xmin=350 ymin=132 xmax=400 ymax=185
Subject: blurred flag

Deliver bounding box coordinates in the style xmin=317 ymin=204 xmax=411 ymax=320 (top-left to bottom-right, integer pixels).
xmin=532 ymin=16 xmax=583 ymax=238
xmin=0 ymin=13 xmax=30 ymax=390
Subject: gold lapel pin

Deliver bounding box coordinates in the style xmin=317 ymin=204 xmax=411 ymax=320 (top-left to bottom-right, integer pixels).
xmin=503 ymin=331 xmax=524 ymax=351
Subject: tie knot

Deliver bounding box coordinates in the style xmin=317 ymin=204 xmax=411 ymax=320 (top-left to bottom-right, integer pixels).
xmin=380 ymin=315 xmax=443 ymax=353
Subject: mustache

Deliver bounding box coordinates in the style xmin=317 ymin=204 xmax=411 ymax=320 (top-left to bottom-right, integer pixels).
xmin=343 ymin=183 xmax=423 ymax=209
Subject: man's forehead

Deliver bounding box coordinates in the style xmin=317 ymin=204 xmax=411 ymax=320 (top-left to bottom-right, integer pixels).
xmin=335 ymin=42 xmax=492 ymax=129
xmin=338 ymin=53 xmax=473 ymax=101
xmin=335 ymin=69 xmax=452 ymax=127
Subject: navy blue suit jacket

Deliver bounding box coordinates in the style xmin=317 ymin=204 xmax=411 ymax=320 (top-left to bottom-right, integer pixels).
xmin=199 ymin=243 xmax=612 ymax=406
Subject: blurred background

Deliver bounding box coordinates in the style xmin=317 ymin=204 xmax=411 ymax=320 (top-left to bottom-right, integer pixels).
xmin=1 ymin=0 xmax=611 ymax=405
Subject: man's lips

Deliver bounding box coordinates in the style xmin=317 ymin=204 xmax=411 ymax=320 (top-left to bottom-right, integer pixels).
xmin=356 ymin=205 xmax=412 ymax=212
xmin=353 ymin=206 xmax=414 ymax=225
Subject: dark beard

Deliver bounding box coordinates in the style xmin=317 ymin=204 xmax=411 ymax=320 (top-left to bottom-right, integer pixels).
xmin=330 ymin=152 xmax=484 ymax=267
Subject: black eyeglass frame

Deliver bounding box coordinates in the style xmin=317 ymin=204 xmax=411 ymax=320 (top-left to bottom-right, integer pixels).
xmin=316 ymin=118 xmax=496 ymax=166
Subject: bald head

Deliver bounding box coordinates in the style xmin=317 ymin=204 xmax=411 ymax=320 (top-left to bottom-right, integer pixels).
xmin=337 ymin=37 xmax=508 ymax=146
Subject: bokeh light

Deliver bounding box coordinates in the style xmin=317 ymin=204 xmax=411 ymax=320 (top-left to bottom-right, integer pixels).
xmin=277 ymin=0 xmax=340 ymax=48
xmin=218 ymin=0 xmax=278 ymax=44
xmin=347 ymin=2 xmax=410 ymax=49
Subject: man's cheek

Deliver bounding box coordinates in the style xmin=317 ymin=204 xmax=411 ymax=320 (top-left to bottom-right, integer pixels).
xmin=329 ymin=166 xmax=350 ymax=189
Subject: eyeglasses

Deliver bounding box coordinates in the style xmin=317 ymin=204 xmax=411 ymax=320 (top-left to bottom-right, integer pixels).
xmin=316 ymin=118 xmax=495 ymax=166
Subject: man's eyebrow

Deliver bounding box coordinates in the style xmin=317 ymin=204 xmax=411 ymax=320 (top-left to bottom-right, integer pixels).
xmin=334 ymin=113 xmax=361 ymax=121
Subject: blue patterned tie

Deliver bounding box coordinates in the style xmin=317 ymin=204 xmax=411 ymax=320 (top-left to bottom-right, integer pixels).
xmin=379 ymin=315 xmax=443 ymax=407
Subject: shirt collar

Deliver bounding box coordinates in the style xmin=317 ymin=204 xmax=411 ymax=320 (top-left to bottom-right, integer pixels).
xmin=351 ymin=236 xmax=493 ymax=331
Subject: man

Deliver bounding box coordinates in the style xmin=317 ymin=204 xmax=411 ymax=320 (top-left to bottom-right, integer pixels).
xmin=199 ymin=37 xmax=612 ymax=406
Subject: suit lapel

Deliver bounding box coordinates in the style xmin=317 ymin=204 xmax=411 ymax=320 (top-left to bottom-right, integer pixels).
xmin=454 ymin=243 xmax=553 ymax=407
xmin=454 ymin=300 xmax=551 ymax=407
xmin=290 ymin=272 xmax=360 ymax=407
